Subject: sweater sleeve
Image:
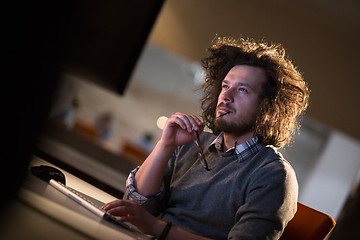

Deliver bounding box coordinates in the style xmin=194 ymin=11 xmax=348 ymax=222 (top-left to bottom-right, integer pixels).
xmin=228 ymin=160 xmax=298 ymax=240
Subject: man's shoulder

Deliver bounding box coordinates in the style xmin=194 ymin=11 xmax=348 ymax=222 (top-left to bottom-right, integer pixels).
xmin=246 ymin=146 xmax=298 ymax=196
xmin=254 ymin=145 xmax=296 ymax=175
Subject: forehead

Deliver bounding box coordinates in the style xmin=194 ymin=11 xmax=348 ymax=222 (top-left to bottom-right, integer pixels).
xmin=224 ymin=65 xmax=267 ymax=88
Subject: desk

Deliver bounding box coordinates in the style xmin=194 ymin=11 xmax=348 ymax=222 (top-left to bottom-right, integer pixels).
xmin=0 ymin=156 xmax=150 ymax=240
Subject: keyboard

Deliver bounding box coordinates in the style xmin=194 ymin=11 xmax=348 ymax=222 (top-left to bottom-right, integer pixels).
xmin=49 ymin=179 xmax=152 ymax=239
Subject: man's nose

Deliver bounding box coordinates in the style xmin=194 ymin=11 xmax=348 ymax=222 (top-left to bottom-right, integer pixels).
xmin=221 ymin=88 xmax=234 ymax=103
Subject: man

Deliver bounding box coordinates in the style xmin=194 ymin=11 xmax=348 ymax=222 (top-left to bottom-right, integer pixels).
xmin=102 ymin=37 xmax=309 ymax=239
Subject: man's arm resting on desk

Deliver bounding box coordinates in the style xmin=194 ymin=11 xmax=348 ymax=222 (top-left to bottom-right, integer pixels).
xmin=102 ymin=199 xmax=211 ymax=240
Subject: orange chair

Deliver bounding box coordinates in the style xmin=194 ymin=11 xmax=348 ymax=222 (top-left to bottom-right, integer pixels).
xmin=73 ymin=120 xmax=98 ymax=141
xmin=280 ymin=202 xmax=336 ymax=240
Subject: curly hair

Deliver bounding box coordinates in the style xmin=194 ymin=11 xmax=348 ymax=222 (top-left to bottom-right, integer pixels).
xmin=201 ymin=37 xmax=309 ymax=148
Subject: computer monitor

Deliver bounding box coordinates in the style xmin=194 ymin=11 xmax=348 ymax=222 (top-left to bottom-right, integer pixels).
xmin=3 ymin=0 xmax=164 ymax=208
xmin=62 ymin=0 xmax=164 ymax=95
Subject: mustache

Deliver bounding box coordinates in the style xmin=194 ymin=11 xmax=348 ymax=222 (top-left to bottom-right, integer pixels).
xmin=217 ymin=102 xmax=235 ymax=112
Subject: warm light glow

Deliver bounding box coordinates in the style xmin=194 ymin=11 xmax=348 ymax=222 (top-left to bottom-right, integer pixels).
xmin=156 ymin=116 xmax=168 ymax=130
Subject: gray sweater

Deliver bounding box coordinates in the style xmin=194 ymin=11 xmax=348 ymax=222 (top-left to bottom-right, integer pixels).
xmin=125 ymin=132 xmax=298 ymax=240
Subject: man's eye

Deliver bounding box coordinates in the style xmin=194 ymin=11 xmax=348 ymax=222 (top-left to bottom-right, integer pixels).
xmin=239 ymin=88 xmax=248 ymax=93
xmin=222 ymin=84 xmax=229 ymax=89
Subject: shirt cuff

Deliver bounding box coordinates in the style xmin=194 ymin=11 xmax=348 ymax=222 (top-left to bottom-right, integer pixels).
xmin=125 ymin=166 xmax=164 ymax=204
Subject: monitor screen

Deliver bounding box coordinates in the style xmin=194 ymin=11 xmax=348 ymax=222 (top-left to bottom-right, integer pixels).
xmin=62 ymin=0 xmax=164 ymax=95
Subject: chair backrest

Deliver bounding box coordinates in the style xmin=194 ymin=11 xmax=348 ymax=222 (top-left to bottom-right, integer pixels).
xmin=280 ymin=202 xmax=336 ymax=240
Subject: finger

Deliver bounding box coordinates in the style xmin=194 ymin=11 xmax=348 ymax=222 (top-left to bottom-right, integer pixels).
xmin=172 ymin=114 xmax=187 ymax=130
xmin=102 ymin=200 xmax=122 ymax=211
xmin=176 ymin=113 xmax=202 ymax=133
xmin=102 ymin=199 xmax=137 ymax=211
xmin=108 ymin=205 xmax=134 ymax=217
xmin=181 ymin=114 xmax=196 ymax=133
xmin=192 ymin=115 xmax=204 ymax=127
xmin=188 ymin=115 xmax=205 ymax=132
xmin=166 ymin=113 xmax=185 ymax=130
xmin=193 ymin=116 xmax=205 ymax=134
xmin=107 ymin=200 xmax=139 ymax=216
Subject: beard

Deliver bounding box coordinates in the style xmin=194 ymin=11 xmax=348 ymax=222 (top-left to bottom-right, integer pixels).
xmin=214 ymin=116 xmax=255 ymax=136
xmin=214 ymin=102 xmax=258 ymax=136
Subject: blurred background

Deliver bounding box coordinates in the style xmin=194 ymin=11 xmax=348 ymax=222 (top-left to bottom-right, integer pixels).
xmin=6 ymin=0 xmax=360 ymax=239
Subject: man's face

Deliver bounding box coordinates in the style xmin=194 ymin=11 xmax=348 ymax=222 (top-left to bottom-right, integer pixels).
xmin=215 ymin=65 xmax=266 ymax=136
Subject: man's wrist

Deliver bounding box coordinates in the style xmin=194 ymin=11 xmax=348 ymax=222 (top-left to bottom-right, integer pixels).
xmin=156 ymin=139 xmax=177 ymax=154
xmin=149 ymin=219 xmax=168 ymax=239
xmin=159 ymin=222 xmax=172 ymax=240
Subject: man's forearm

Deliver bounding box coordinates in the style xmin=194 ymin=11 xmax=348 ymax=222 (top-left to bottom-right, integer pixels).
xmin=134 ymin=140 xmax=175 ymax=196
xmin=135 ymin=112 xmax=204 ymax=197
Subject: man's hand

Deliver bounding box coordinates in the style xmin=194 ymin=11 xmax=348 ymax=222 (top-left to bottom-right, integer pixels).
xmin=160 ymin=112 xmax=205 ymax=150
xmin=102 ymin=199 xmax=163 ymax=235
xmin=102 ymin=200 xmax=212 ymax=240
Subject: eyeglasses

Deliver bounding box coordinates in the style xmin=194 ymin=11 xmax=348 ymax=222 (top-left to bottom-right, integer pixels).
xmin=194 ymin=131 xmax=237 ymax=171
xmin=194 ymin=131 xmax=210 ymax=171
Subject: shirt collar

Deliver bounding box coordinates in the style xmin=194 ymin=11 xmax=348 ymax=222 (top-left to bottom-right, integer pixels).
xmin=209 ymin=132 xmax=263 ymax=162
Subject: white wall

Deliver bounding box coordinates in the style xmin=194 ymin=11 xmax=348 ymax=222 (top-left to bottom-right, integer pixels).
xmin=299 ymin=130 xmax=360 ymax=219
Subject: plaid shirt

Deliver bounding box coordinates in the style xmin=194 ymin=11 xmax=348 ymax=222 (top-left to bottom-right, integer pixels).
xmin=210 ymin=132 xmax=263 ymax=162
xmin=125 ymin=165 xmax=164 ymax=204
